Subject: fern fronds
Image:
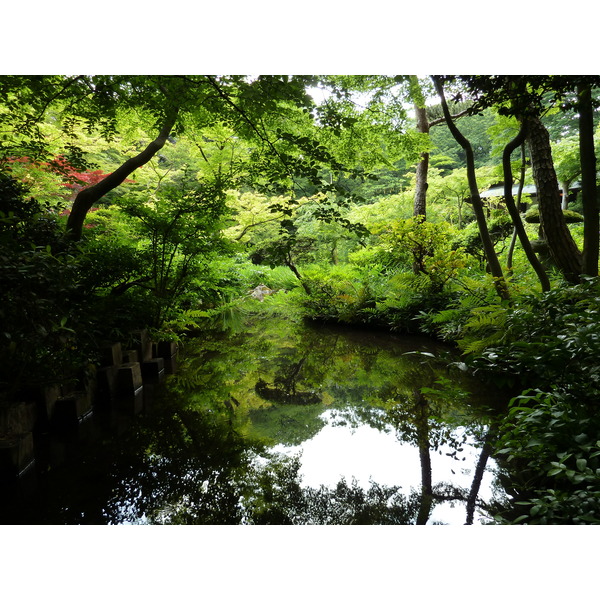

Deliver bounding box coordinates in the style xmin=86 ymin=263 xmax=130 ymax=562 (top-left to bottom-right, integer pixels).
xmin=457 ymin=304 xmax=509 ymax=354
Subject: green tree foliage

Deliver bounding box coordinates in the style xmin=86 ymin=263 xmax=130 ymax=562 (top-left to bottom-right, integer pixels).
xmin=429 ymin=108 xmax=497 ymax=171
xmin=428 ymin=166 xmax=497 ymax=228
xmin=0 ymin=174 xmax=90 ymax=396
xmin=2 ymin=75 xmax=362 ymax=240
xmin=316 ymin=75 xmax=429 ymax=169
xmin=113 ymin=176 xmax=230 ymax=325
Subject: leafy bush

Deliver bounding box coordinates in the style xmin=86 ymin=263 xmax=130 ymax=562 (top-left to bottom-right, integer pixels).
xmin=524 ymin=206 xmax=584 ymax=224
xmin=492 ymin=389 xmax=600 ymax=524
xmin=376 ymin=217 xmax=470 ymax=292
xmin=299 ymin=264 xmax=378 ymax=324
xmin=452 ymin=212 xmax=512 ymax=265
xmin=374 ymin=272 xmax=456 ymax=333
xmin=468 ymin=278 xmax=600 ymax=392
xmin=416 ymin=273 xmax=504 ymax=342
xmin=0 ymin=174 xmax=93 ymax=397
xmin=296 ymin=218 xmax=478 ymax=331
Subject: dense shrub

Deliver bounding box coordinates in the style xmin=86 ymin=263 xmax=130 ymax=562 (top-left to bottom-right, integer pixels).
xmin=455 ymin=278 xmax=600 ymax=524
xmin=492 ymin=389 xmax=600 ymax=524
xmin=0 ymin=174 xmax=92 ymax=397
xmin=299 ymin=264 xmax=378 ymax=324
xmin=467 ymin=278 xmax=600 ymax=394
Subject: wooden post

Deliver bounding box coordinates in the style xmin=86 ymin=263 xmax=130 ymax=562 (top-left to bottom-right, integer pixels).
xmin=0 ymin=433 xmax=35 ymax=480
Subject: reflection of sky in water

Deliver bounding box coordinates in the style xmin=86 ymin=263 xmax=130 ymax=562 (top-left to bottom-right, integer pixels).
xmin=103 ymin=406 xmax=498 ymax=525
xmin=271 ymin=409 xmax=496 ymax=525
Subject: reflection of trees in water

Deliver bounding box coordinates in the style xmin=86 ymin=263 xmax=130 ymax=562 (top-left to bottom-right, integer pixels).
xmin=134 ymin=319 xmax=497 ymax=524
xmin=255 ymin=356 xmax=322 ymax=405
xmin=101 ymin=406 xmax=254 ymax=524
xmin=242 ymin=454 xmax=422 ymax=525
xmin=94 ymin=406 xmax=425 ymax=524
xmin=244 ymin=392 xmax=496 ymax=524
xmin=414 ymin=390 xmax=434 ymax=524
xmin=9 ymin=395 xmax=258 ymax=524
xmin=465 ymin=425 xmax=496 ymax=525
xmin=376 ymin=373 xmax=493 ymax=524
xmin=78 ymin=409 xmax=491 ymax=525
xmin=241 ymin=322 xmax=497 ymax=524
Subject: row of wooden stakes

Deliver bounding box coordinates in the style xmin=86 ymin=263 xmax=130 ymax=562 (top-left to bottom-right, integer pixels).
xmin=0 ymin=330 xmax=178 ymax=482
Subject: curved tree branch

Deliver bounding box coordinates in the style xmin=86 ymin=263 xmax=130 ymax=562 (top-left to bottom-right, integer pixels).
xmin=432 ymin=76 xmax=510 ymax=302
xmin=65 ymin=107 xmax=180 ymax=241
xmin=428 ymin=108 xmax=472 ymax=128
xmin=502 ymin=121 xmax=551 ymax=291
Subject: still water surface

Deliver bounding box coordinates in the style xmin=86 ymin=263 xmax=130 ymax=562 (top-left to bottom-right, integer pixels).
xmin=2 ymin=315 xmax=506 ymax=524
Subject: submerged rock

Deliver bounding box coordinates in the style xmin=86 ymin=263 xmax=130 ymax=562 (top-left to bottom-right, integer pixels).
xmin=255 ymin=378 xmax=321 ymax=405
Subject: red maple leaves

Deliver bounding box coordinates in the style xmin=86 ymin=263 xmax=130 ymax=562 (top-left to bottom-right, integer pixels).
xmin=5 ymin=155 xmax=134 ymax=193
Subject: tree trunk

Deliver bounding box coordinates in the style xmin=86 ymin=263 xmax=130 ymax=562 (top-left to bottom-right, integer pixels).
xmin=65 ymin=108 xmax=179 ymax=241
xmin=527 ymin=115 xmax=582 ymax=283
xmin=432 ymin=77 xmax=510 ymax=302
xmin=578 ymin=84 xmax=599 ymax=277
xmin=331 ymin=240 xmax=339 ymax=265
xmin=285 ymin=256 xmax=311 ymax=295
xmin=413 ymin=104 xmax=429 ymax=219
xmin=507 ymin=144 xmax=527 ymax=270
xmin=411 ymin=76 xmax=429 ymax=220
xmin=503 ymin=122 xmax=551 ymax=291
xmin=465 ymin=426 xmax=496 ymax=525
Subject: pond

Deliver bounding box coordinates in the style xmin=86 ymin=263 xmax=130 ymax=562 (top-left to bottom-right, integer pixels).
xmin=1 ymin=313 xmax=508 ymax=525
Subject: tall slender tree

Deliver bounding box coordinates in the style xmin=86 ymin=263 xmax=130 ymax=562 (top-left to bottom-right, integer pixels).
xmin=432 ymin=76 xmax=511 ymax=302
xmin=410 ymin=76 xmax=429 ymax=220
xmin=502 ymin=121 xmax=551 ymax=291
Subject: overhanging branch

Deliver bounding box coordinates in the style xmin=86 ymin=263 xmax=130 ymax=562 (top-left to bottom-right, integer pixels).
xmin=65 ymin=106 xmax=180 ymax=240
xmin=428 ymin=107 xmax=472 ymax=128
